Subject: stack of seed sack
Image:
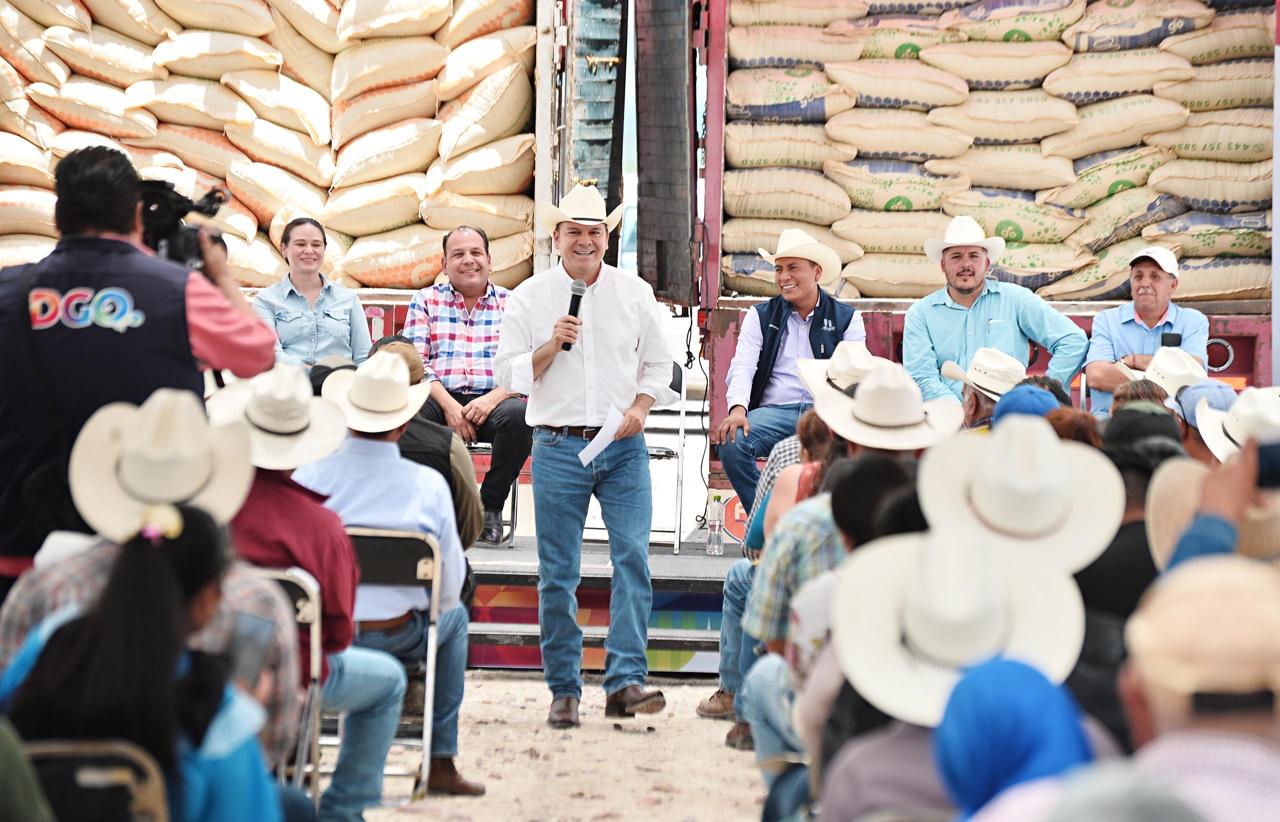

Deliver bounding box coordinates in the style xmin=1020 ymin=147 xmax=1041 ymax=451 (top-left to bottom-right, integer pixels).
xmin=0 ymin=0 xmax=538 ymax=291
xmin=720 ymin=0 xmax=1273 ymax=302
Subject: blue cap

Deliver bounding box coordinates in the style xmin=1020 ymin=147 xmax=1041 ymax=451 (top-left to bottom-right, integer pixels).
xmin=992 ymin=384 xmax=1059 ymax=427
xmin=1170 ymin=379 xmax=1237 ymax=429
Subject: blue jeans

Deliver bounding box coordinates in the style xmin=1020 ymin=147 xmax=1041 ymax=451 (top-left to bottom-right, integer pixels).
xmin=355 ymin=605 xmax=469 ymax=758
xmin=318 ymin=647 xmax=407 ymax=822
xmin=531 ymin=428 xmax=652 ymax=698
xmin=719 ymin=403 xmax=810 ymax=514
xmin=738 ymin=653 xmax=803 ymax=788
xmin=719 ymin=558 xmax=757 ymax=698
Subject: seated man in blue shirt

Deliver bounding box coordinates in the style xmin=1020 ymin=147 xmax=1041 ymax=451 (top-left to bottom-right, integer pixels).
xmin=903 ymin=216 xmax=1088 ymax=403
xmin=293 ymin=350 xmax=484 ymax=797
xmin=1083 ymin=246 xmax=1209 ymax=416
xmin=715 ymin=229 xmax=865 ymax=513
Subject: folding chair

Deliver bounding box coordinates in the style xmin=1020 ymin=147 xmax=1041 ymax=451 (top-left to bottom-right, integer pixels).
xmin=24 ymin=739 xmax=168 ymax=822
xmin=345 ymin=527 xmax=440 ymax=797
xmin=249 ymin=566 xmax=323 ymax=804
xmin=464 ymin=442 xmax=520 ymax=545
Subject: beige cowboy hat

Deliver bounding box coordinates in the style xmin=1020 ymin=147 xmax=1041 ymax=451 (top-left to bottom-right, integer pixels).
xmin=1134 ymin=347 xmax=1208 ymax=398
xmin=940 ymin=347 xmax=1028 ymax=402
xmin=799 ymin=360 xmax=963 ymax=451
xmin=832 ymin=531 xmax=1085 ymax=728
xmin=757 ymin=228 xmax=843 ymax=288
xmin=69 ymin=388 xmax=254 ymax=544
xmin=918 ymin=414 xmax=1125 ymax=572
xmin=1196 ymin=386 xmax=1280 ymax=463
xmin=796 ymin=340 xmax=890 ymax=394
xmin=924 ymin=215 xmax=1006 ymax=264
xmin=536 ymin=183 xmax=624 ymax=235
xmin=207 ymin=364 xmax=348 ymax=471
xmin=1146 ymin=457 xmax=1280 ymax=570
xmin=321 ymin=350 xmax=431 ymax=433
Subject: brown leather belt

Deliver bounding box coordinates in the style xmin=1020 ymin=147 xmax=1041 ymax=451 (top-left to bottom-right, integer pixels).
xmin=537 ymin=425 xmax=603 ymax=439
xmin=358 ymin=611 xmax=413 ymax=633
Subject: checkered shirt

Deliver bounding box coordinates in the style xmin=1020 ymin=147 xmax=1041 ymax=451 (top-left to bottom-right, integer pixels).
xmin=402 ymin=281 xmax=509 ymax=393
xmin=742 ymin=434 xmax=803 ymax=561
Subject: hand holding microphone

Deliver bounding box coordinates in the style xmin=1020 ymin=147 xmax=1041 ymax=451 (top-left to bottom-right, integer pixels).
xmin=561 ymin=280 xmax=587 ymax=351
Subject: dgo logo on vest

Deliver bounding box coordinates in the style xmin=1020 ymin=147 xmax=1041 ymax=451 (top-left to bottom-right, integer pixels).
xmin=29 ymin=287 xmax=145 ymax=333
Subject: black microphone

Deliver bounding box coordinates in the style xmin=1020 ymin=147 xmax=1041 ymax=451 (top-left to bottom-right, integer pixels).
xmin=563 ymin=280 xmax=587 ymax=351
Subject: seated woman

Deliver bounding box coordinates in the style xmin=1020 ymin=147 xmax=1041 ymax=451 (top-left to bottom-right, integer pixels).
xmin=0 ymin=505 xmax=283 ymax=822
xmin=253 ymin=217 xmax=372 ymax=367
xmin=759 ymin=410 xmax=834 ymax=540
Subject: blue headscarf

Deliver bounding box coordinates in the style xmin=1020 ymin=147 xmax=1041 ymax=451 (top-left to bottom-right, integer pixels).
xmin=934 ymin=659 xmax=1094 ymax=820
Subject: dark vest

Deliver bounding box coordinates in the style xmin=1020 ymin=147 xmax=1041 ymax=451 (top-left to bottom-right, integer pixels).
xmin=0 ymin=237 xmax=202 ymax=559
xmin=398 ymin=415 xmax=458 ymax=500
xmin=747 ymin=291 xmax=856 ymax=411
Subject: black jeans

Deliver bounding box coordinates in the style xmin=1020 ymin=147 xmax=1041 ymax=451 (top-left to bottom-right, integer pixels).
xmin=420 ymin=391 xmax=532 ymax=511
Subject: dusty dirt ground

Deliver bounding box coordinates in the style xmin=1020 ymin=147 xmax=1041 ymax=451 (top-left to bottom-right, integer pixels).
xmin=361 ymin=670 xmax=764 ymax=821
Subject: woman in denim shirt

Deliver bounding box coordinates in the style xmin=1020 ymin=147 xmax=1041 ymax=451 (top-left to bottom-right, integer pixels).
xmin=253 ymin=218 xmax=372 ymax=366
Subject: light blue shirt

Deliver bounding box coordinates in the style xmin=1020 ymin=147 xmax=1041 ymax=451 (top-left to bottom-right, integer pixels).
xmin=252 ymin=276 xmax=372 ymax=367
xmin=1084 ymin=302 xmax=1209 ymax=415
xmin=903 ymin=278 xmax=1089 ymax=402
xmin=292 ymin=438 xmax=464 ymax=621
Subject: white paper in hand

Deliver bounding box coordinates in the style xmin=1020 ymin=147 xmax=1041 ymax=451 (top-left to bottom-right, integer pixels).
xmin=578 ymin=406 xmax=624 ymax=467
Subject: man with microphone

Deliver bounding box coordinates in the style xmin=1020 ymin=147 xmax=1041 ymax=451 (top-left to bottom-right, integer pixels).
xmin=495 ymin=184 xmax=674 ymax=730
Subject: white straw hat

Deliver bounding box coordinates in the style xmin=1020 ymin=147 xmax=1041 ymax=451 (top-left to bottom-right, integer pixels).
xmin=799 ymin=360 xmax=963 ymax=451
xmin=940 ymin=347 xmax=1028 ymax=402
xmin=321 ymin=350 xmax=431 ymax=433
xmin=1195 ymin=386 xmax=1280 ymax=463
xmin=924 ymin=215 xmax=1006 ymax=264
xmin=1146 ymin=457 xmax=1280 ymax=569
xmin=207 ymin=364 xmax=348 ymax=471
xmin=757 ymin=228 xmax=843 ymax=287
xmin=796 ymin=341 xmax=890 ymax=393
xmin=1142 ymin=347 xmax=1207 ymax=399
xmin=536 ymin=183 xmax=624 ymax=235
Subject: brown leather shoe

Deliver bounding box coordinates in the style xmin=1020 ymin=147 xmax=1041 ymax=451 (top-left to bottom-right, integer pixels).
xmin=426 ymin=757 xmax=486 ymax=796
xmin=696 ymin=688 xmax=735 ymax=720
xmin=548 ymin=696 xmax=580 ymax=729
xmin=725 ymin=720 xmax=754 ymax=751
xmin=605 ymin=684 xmax=666 ymax=717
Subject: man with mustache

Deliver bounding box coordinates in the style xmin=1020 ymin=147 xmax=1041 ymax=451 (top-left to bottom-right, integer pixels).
xmin=903 ymin=216 xmax=1087 ymax=403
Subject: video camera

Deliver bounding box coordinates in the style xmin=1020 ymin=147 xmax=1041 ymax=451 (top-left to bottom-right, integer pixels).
xmin=139 ymin=180 xmax=227 ymax=272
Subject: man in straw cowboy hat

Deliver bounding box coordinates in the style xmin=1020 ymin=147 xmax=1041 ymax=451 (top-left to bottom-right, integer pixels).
xmin=716 ymin=228 xmax=865 ymax=514
xmin=940 ymin=346 xmax=1027 ymax=430
xmin=903 ymin=215 xmax=1087 ymax=404
xmin=1166 ymin=378 xmax=1240 ymax=465
xmin=208 ymin=364 xmax=428 ymax=811
xmin=494 ymin=183 xmax=673 ymax=728
xmin=294 ymin=351 xmax=484 ymax=797
xmin=0 ymin=388 xmax=302 ymax=770
xmin=1083 ymin=246 xmax=1209 ymax=417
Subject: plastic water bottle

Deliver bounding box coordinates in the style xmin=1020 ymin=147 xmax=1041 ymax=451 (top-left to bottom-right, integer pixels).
xmin=706 ymin=494 xmax=725 ymax=556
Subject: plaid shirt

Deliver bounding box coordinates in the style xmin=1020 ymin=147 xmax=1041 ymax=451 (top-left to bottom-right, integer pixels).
xmin=743 ymin=435 xmax=803 ymax=561
xmin=402 ymin=281 xmax=509 ymax=393
xmin=0 ymin=544 xmax=301 ymax=767
xmin=742 ymin=494 xmax=845 ymax=643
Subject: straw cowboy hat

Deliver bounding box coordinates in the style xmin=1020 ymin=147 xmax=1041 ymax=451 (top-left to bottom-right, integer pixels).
xmin=796 ymin=340 xmax=890 ymax=393
xmin=799 ymin=360 xmax=963 ymax=451
xmin=536 ymin=183 xmax=624 ymax=235
xmin=940 ymin=347 xmax=1028 ymax=402
xmin=919 ymin=414 xmax=1125 ymax=572
xmin=832 ymin=531 xmax=1085 ymax=728
xmin=1195 ymin=385 xmax=1280 ymax=463
xmin=757 ymin=228 xmax=843 ymax=286
xmin=1118 ymin=347 xmax=1208 ymax=398
xmin=924 ymin=215 xmax=1006 ymax=264
xmin=69 ymin=388 xmax=253 ymax=544
xmin=321 ymin=350 xmax=431 ymax=433
xmin=1146 ymin=457 xmax=1280 ymax=569
xmin=207 ymin=364 xmax=348 ymax=471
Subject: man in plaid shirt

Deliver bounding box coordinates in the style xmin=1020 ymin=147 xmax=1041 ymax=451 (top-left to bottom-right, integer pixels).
xmin=402 ymin=227 xmax=532 ymax=545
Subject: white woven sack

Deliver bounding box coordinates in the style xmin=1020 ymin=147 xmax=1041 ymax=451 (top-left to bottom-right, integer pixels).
xmin=439 ymin=64 xmax=532 ymax=161
xmin=435 ymin=27 xmax=536 ymax=102
xmin=332 ymin=80 xmax=439 ymax=149
xmin=0 ymin=234 xmax=55 ymax=266
xmin=49 ymin=129 xmax=129 ymax=158
xmin=725 ymin=123 xmax=857 ymax=170
xmin=0 ymin=133 xmax=56 ymax=188
xmin=221 ymin=70 xmax=331 ymax=146
xmin=824 ymin=159 xmax=970 ymax=212
xmin=0 ymin=57 xmax=24 ymax=102
xmin=726 ymin=68 xmax=855 ymax=123
xmin=927 ymin=90 xmax=1077 ymax=145
xmin=1038 ymin=146 xmax=1176 ymax=210
xmin=224 ymin=232 xmax=288 ymax=287
xmin=993 ymin=242 xmax=1095 ymax=292
xmin=224 ymin=120 xmax=336 ymax=188
xmin=323 ymin=173 xmax=430 ymax=236
xmin=152 ymin=31 xmax=283 ymax=81
xmin=1038 ymin=238 xmax=1179 ymax=301
xmin=266 ymin=8 xmax=334 ymax=101
xmin=1144 ymin=108 xmax=1273 ymax=163
xmin=41 ymin=25 xmax=166 ymax=88
xmin=342 ymin=224 xmax=448 ymax=289
xmin=1148 ymin=159 xmax=1273 ymax=215
xmin=1142 ymin=210 xmax=1271 ymax=258
xmin=124 ymin=124 xmax=250 ymax=179
xmin=490 ymin=230 xmax=534 ymax=273
xmin=153 ymin=0 xmax=274 ymax=37
xmin=1153 ymin=59 xmax=1275 ymax=112
xmin=825 ymin=110 xmax=972 ymax=162
xmin=1065 ymin=186 xmax=1190 ymax=253
xmin=841 ymin=254 xmax=944 ymax=298
xmin=268 ymin=206 xmax=351 ymax=277
xmin=1062 ymin=0 xmax=1215 ymax=53
xmin=723 ymin=168 xmax=852 ymax=224
xmin=125 ymin=78 xmax=258 ymax=131
xmin=338 ymin=0 xmax=452 ymax=41
xmin=825 ymin=60 xmax=968 ymax=110
xmin=490 ymin=258 xmax=533 ymax=290
xmin=437 ymin=0 xmax=534 ymax=50
xmin=420 ymin=191 xmax=533 ymax=238
xmin=919 ymin=41 xmax=1070 ymax=90
xmin=936 ymin=0 xmax=1085 ymax=42
xmin=926 ymin=146 xmax=1075 ymax=190
xmin=1173 ymin=257 xmax=1270 ymax=301
xmin=28 ymin=78 xmax=157 ymax=139
xmin=727 ymin=26 xmax=866 ymax=69
xmin=729 ymin=0 xmax=863 ymax=27
xmin=1160 ymin=10 xmax=1275 ymax=66
xmin=426 ymin=133 xmax=535 ymax=195
xmin=332 ymin=37 xmax=449 ymax=102
xmin=831 ymin=210 xmax=953 ymax=254
xmin=942 ymin=188 xmax=1086 ymax=244
xmin=334 ymin=118 xmax=442 ymax=188
xmin=1043 ymin=49 xmax=1195 ymax=104
xmin=0 ymin=99 xmax=65 ymax=150
xmin=1041 ymin=95 xmax=1190 ymax=160
xmin=8 ymin=0 xmax=90 ymax=31
xmin=79 ymin=0 xmax=178 ymax=46
xmin=0 ymin=185 xmax=57 ymax=236
xmin=722 ymin=218 xmax=863 ymax=263
xmin=270 ymin=0 xmax=348 ymax=54
xmin=226 ymin=161 xmax=328 ymax=227
xmin=0 ymin=5 xmax=72 ymax=86
xmin=827 ymin=16 xmax=965 ymax=59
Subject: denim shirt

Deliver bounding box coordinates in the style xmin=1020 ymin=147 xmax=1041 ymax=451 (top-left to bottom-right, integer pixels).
xmin=252 ymin=275 xmax=372 ymax=367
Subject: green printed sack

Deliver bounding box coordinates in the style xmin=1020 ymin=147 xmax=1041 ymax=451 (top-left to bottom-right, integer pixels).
xmin=942 ymin=187 xmax=1086 ymax=243
xmin=1141 ymin=210 xmax=1271 ymax=258
xmin=831 ymin=209 xmax=953 ymax=253
xmin=937 ymin=0 xmax=1085 ymax=42
xmin=1038 ymin=145 xmax=1175 ymax=209
xmin=825 ymin=159 xmax=970 ymax=211
xmin=826 ymin=16 xmax=966 ymax=59
xmin=1037 ymin=238 xmax=1179 ymax=301
xmin=841 ymin=253 xmax=944 ymax=298
xmin=722 ymin=217 xmax=865 ymax=263
xmin=1065 ymin=186 xmax=1189 ymax=253
xmin=992 ymin=241 xmax=1094 ymax=291
xmin=1159 ymin=10 xmax=1275 ymax=66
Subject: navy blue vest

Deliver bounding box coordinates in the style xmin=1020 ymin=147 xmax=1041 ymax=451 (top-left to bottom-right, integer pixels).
xmin=748 ymin=291 xmax=856 ymax=411
xmin=0 ymin=237 xmax=203 ymax=559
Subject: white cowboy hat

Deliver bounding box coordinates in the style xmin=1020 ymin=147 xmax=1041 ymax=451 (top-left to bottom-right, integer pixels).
xmin=757 ymin=228 xmax=843 ymax=287
xmin=1128 ymin=245 xmax=1179 ymax=278
xmin=1195 ymin=386 xmax=1280 ymax=463
xmin=832 ymin=531 xmax=1085 ymax=728
xmin=918 ymin=414 xmax=1125 ymax=572
xmin=796 ymin=340 xmax=890 ymax=393
xmin=536 ymin=183 xmax=624 ymax=235
xmin=69 ymin=388 xmax=253 ymax=544
xmin=1146 ymin=457 xmax=1280 ymax=569
xmin=800 ymin=360 xmax=963 ymax=451
xmin=207 ymin=364 xmax=348 ymax=471
xmin=321 ymin=350 xmax=431 ymax=434
xmin=1142 ymin=347 xmax=1207 ymax=399
xmin=940 ymin=347 xmax=1027 ymax=402
xmin=923 ymin=215 xmax=1006 ymax=264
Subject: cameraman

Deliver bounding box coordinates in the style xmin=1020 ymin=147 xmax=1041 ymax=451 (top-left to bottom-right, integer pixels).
xmin=0 ymin=146 xmax=275 ymax=602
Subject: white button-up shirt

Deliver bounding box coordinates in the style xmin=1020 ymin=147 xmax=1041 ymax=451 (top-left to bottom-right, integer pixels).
xmin=495 ymin=263 xmax=673 ymax=427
